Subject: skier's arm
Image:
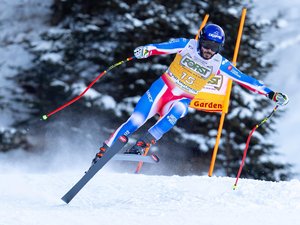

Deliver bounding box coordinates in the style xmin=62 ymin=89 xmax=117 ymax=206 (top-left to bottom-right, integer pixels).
xmin=219 ymin=57 xmax=289 ymax=105
xmin=134 ymin=38 xmax=189 ymax=59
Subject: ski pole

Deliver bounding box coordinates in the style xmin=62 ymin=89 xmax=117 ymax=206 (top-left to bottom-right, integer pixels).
xmin=233 ymin=104 xmax=279 ymax=190
xmin=41 ymin=56 xmax=135 ymax=120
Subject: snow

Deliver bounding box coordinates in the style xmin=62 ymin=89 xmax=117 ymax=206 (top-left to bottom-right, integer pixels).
xmin=252 ymin=0 xmax=300 ymax=177
xmin=95 ymin=95 xmax=117 ymax=110
xmin=0 ymin=1 xmax=300 ymax=224
xmin=0 ymin=154 xmax=299 ymax=225
xmin=0 ymin=0 xmax=52 ymax=126
xmin=173 ymin=126 xmax=209 ymax=151
xmin=41 ymin=52 xmax=63 ymax=63
xmin=2 ymin=137 xmax=298 ymax=225
xmin=1 ymin=0 xmax=298 ymax=176
xmin=0 ymin=0 xmax=51 ymax=77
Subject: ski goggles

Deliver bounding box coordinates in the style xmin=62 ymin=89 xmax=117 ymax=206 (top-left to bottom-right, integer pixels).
xmin=200 ymin=40 xmax=222 ymax=52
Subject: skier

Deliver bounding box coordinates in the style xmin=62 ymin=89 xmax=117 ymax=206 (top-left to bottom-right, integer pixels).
xmin=92 ymin=24 xmax=289 ymax=164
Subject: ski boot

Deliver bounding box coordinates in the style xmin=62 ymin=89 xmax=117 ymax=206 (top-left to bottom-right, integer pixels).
xmin=125 ymin=132 xmax=156 ymax=155
xmin=91 ymin=143 xmax=109 ymax=166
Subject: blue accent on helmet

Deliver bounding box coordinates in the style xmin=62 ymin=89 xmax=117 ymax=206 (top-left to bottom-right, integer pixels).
xmin=200 ymin=24 xmax=225 ymax=46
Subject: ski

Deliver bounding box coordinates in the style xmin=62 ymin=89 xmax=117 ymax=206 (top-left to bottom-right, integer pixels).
xmin=61 ymin=135 xmax=128 ymax=204
xmin=112 ymin=153 xmax=159 ymax=163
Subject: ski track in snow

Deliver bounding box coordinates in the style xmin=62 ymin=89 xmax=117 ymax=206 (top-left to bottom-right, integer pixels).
xmin=0 ymin=170 xmax=300 ymax=225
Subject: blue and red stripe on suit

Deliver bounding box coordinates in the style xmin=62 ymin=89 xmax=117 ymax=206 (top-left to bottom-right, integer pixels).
xmin=105 ymin=38 xmax=273 ymax=146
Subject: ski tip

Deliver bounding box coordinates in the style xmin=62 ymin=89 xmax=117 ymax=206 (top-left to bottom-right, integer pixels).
xmin=61 ymin=196 xmax=70 ymax=204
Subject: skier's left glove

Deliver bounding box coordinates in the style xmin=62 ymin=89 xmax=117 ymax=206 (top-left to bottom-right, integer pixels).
xmin=268 ymin=91 xmax=289 ymax=106
xmin=134 ymin=46 xmax=150 ymax=59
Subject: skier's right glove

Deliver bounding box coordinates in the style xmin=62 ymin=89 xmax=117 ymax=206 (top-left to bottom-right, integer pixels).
xmin=134 ymin=46 xmax=150 ymax=59
xmin=268 ymin=91 xmax=289 ymax=106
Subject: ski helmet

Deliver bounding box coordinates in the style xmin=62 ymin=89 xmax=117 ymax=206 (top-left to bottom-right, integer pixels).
xmin=199 ymin=24 xmax=225 ymax=53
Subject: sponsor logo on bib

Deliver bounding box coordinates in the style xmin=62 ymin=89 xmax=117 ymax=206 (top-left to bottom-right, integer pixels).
xmin=180 ymin=55 xmax=212 ymax=78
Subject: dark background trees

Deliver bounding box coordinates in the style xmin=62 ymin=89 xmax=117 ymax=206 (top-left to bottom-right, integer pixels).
xmin=6 ymin=0 xmax=291 ymax=180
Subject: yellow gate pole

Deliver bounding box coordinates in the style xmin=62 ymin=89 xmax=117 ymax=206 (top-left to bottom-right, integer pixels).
xmin=208 ymin=8 xmax=247 ymax=176
xmin=134 ymin=14 xmax=209 ymax=173
xmin=195 ymin=14 xmax=209 ymax=40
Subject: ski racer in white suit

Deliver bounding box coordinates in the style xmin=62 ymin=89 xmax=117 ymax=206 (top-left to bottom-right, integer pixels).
xmin=92 ymin=24 xmax=289 ymax=163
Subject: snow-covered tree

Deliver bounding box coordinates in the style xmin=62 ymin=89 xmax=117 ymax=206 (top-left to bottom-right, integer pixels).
xmin=11 ymin=0 xmax=291 ymax=180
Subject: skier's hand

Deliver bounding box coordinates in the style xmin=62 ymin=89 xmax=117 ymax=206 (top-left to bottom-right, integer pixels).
xmin=268 ymin=91 xmax=289 ymax=106
xmin=134 ymin=46 xmax=150 ymax=59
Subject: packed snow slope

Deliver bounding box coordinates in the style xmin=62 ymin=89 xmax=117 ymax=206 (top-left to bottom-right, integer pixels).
xmin=1 ymin=157 xmax=300 ymax=225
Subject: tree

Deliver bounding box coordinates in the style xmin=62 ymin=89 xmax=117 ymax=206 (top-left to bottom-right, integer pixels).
xmin=10 ymin=0 xmax=291 ymax=180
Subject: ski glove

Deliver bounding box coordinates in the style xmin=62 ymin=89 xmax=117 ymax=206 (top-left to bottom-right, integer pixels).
xmin=268 ymin=91 xmax=289 ymax=106
xmin=134 ymin=46 xmax=150 ymax=59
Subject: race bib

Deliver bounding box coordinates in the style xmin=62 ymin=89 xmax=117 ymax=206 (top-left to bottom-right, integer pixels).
xmin=167 ymin=54 xmax=214 ymax=94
